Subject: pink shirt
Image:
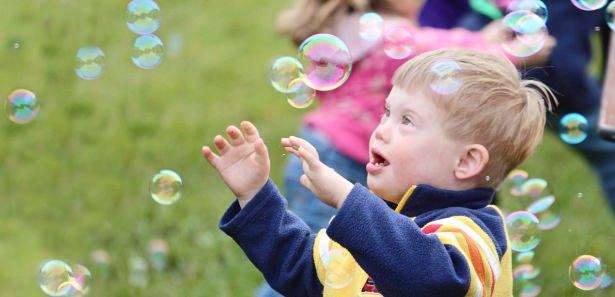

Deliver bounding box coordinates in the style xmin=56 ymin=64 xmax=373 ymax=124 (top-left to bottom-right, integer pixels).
xmin=304 ymin=16 xmax=517 ymax=164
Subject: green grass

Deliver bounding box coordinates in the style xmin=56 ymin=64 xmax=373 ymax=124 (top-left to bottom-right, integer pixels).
xmin=0 ymin=0 xmax=613 ymax=296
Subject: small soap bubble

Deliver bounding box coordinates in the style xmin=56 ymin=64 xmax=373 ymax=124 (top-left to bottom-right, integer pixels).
xmin=501 ymin=10 xmax=548 ymax=58
xmin=600 ymin=273 xmax=613 ymax=288
xmin=559 ymin=113 xmax=589 ymax=144
xmin=324 ymin=248 xmax=356 ymax=289
xmin=127 ymin=0 xmax=161 ymax=35
xmin=429 ymin=59 xmax=462 ymax=95
xmin=526 ymin=195 xmax=560 ymax=230
xmin=286 ymin=78 xmax=315 ymax=109
xmin=13 ymin=42 xmax=21 ymax=49
xmin=6 ymin=89 xmax=39 ymax=124
xmin=516 ymin=251 xmax=535 ymax=264
xmin=570 ymin=0 xmax=607 ymax=11
xmin=521 ymin=178 xmax=549 ymax=199
xmin=167 ymin=33 xmax=183 ymax=57
xmin=359 ymin=12 xmax=384 ymax=41
xmin=298 ymin=33 xmax=352 ymax=91
xmin=507 ymin=169 xmax=529 ymax=196
xmin=269 ymin=56 xmax=304 ymax=93
xmin=128 ymin=256 xmax=149 ymax=288
xmin=150 ymin=170 xmax=182 ymax=205
xmin=607 ymin=2 xmax=615 ymax=30
xmin=39 ymin=260 xmax=73 ymax=297
xmin=383 ymin=26 xmax=414 ymax=59
xmin=507 ymin=211 xmax=541 ymax=252
xmin=75 ymin=47 xmax=105 ymax=80
xmin=570 ymin=255 xmax=605 ymax=290
xmin=506 ymin=0 xmax=548 ymax=23
xmin=65 ymin=264 xmax=92 ymax=296
xmin=514 ymin=264 xmax=541 ymax=281
xmin=148 ymin=239 xmax=170 ymax=271
xmin=519 ymin=281 xmax=541 ymax=297
xmin=132 ymin=34 xmax=164 ymax=69
xmin=577 ymin=192 xmax=584 ymax=198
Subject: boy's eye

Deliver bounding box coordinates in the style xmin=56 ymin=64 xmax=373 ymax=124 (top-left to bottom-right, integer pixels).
xmin=401 ymin=115 xmax=414 ymax=125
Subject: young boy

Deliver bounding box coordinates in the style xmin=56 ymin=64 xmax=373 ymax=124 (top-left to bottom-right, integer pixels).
xmin=201 ymin=49 xmax=554 ymax=297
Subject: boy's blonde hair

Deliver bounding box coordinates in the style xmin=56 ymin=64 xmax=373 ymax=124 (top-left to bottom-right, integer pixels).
xmin=393 ymin=49 xmax=556 ymax=188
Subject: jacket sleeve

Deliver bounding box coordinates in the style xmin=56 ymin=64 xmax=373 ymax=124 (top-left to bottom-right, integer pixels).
xmin=326 ymin=184 xmax=506 ymax=297
xmin=218 ymin=179 xmax=323 ymax=296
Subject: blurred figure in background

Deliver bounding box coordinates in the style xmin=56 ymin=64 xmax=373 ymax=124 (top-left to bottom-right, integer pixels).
xmin=258 ymin=0 xmax=554 ymax=296
xmin=419 ymin=0 xmax=615 ymax=213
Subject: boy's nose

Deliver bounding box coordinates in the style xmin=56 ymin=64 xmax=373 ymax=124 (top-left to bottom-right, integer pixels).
xmin=374 ymin=122 xmax=390 ymax=143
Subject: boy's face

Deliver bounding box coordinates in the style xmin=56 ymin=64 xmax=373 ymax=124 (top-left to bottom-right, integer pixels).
xmin=367 ymin=86 xmax=465 ymax=203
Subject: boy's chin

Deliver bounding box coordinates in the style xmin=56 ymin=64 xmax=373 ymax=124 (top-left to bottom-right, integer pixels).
xmin=367 ymin=179 xmax=398 ymax=203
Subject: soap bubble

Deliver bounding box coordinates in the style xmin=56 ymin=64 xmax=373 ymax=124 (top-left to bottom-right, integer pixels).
xmin=6 ymin=89 xmax=39 ymax=124
xmin=507 ymin=211 xmax=541 ymax=252
xmin=569 ymin=255 xmax=605 ymax=290
xmin=501 ymin=10 xmax=548 ymax=58
xmin=359 ymin=12 xmax=384 ymax=41
xmin=286 ymin=78 xmax=315 ymax=109
xmin=559 ymin=113 xmax=589 ymax=144
xmin=570 ymin=0 xmax=607 ymax=11
xmin=269 ymin=56 xmax=304 ymax=93
xmin=383 ymin=26 xmax=414 ymax=59
xmin=75 ymin=47 xmax=105 ymax=80
xmin=132 ymin=34 xmax=164 ymax=69
xmin=150 ymin=170 xmax=182 ymax=205
xmin=298 ymin=33 xmax=352 ymax=91
xmin=127 ymin=0 xmax=161 ymax=35
xmin=39 ymin=260 xmax=73 ymax=297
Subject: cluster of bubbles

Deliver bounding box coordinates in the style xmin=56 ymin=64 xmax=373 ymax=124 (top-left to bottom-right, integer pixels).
xmin=559 ymin=113 xmax=589 ymax=144
xmin=39 ymin=260 xmax=91 ymax=297
xmin=500 ymin=170 xmax=614 ymax=293
xmin=128 ymin=0 xmax=164 ymax=69
xmin=269 ymin=34 xmax=352 ymax=108
xmin=5 ymin=89 xmax=39 ymax=124
xmin=149 ymin=169 xmax=183 ymax=205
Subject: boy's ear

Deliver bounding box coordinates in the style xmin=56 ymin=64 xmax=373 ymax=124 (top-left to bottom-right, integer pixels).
xmin=454 ymin=144 xmax=489 ymax=181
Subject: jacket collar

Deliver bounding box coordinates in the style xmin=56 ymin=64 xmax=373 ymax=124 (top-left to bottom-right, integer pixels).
xmin=391 ymin=184 xmax=495 ymax=217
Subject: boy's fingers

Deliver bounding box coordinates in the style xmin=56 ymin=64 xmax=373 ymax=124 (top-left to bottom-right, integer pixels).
xmin=289 ymin=136 xmax=318 ymax=157
xmin=201 ymin=146 xmax=220 ymax=168
xmin=226 ymin=125 xmax=246 ymax=146
xmin=300 ymin=174 xmax=315 ymax=193
xmin=283 ymin=146 xmax=299 ymax=156
xmin=241 ymin=121 xmax=260 ymax=143
xmin=254 ymin=138 xmax=270 ymax=165
xmin=214 ymin=135 xmax=230 ymax=155
xmin=298 ymin=146 xmax=320 ymax=171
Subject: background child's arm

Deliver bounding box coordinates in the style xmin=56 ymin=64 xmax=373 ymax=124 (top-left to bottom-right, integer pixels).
xmin=326 ymin=185 xmax=506 ymax=297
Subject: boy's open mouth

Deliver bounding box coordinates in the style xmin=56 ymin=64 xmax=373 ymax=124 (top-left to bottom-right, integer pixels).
xmin=371 ymin=151 xmax=390 ymax=167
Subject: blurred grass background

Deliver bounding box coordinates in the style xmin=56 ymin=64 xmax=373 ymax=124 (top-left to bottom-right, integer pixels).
xmin=0 ymin=0 xmax=613 ymax=296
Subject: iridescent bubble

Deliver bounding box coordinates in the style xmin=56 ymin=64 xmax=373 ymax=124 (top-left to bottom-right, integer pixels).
xmin=559 ymin=113 xmax=589 ymax=144
xmin=383 ymin=26 xmax=414 ymax=59
xmin=127 ymin=0 xmax=161 ymax=35
xmin=148 ymin=239 xmax=170 ymax=272
xmin=526 ymin=195 xmax=561 ymax=230
xmin=514 ymin=264 xmax=541 ymax=281
xmin=600 ymin=273 xmax=613 ymax=288
xmin=516 ymin=251 xmax=535 ymax=264
xmin=6 ymin=89 xmax=39 ymax=124
xmin=521 ymin=178 xmax=548 ymax=199
xmin=506 ymin=0 xmax=548 ymax=23
xmin=571 ymin=0 xmax=607 ymax=11
xmin=507 ymin=169 xmax=529 ymax=196
xmin=519 ymin=281 xmax=542 ymax=297
xmin=298 ymin=33 xmax=352 ymax=91
xmin=429 ymin=59 xmax=462 ymax=95
xmin=570 ymin=255 xmax=605 ymax=290
xmin=269 ymin=56 xmax=304 ymax=93
xmin=75 ymin=47 xmax=105 ymax=80
xmin=608 ymin=2 xmax=615 ymax=30
xmin=324 ymin=248 xmax=356 ymax=289
xmin=286 ymin=78 xmax=315 ymax=109
xmin=128 ymin=256 xmax=149 ymax=288
xmin=526 ymin=195 xmax=554 ymax=213
xmin=39 ymin=260 xmax=73 ymax=297
xmin=150 ymin=170 xmax=182 ymax=205
xmin=501 ymin=10 xmax=548 ymax=58
xmin=132 ymin=34 xmax=164 ymax=69
xmin=359 ymin=12 xmax=384 ymax=41
xmin=63 ymin=264 xmax=92 ymax=297
xmin=506 ymin=211 xmax=541 ymax=252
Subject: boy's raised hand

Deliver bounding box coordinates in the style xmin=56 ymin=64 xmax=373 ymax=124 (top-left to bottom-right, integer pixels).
xmin=281 ymin=136 xmax=353 ymax=209
xmin=202 ymin=121 xmax=270 ymax=208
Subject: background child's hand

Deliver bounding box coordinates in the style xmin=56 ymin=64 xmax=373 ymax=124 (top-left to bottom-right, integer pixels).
xmin=281 ymin=136 xmax=353 ymax=209
xmin=202 ymin=121 xmax=270 ymax=208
